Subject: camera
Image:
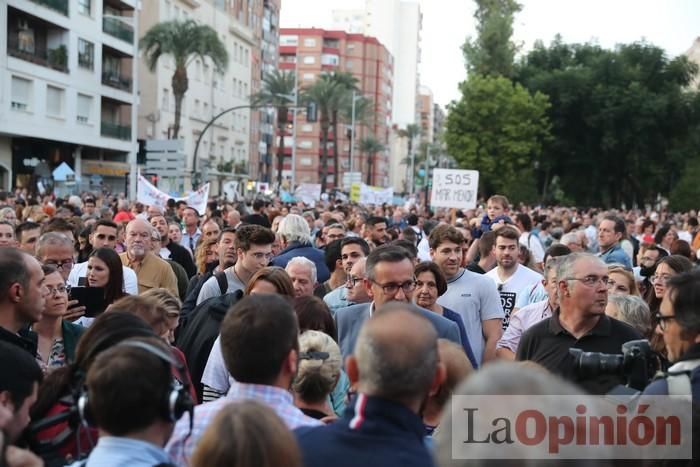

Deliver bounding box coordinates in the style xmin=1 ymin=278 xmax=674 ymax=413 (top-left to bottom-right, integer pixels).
xmin=569 ymin=339 xmax=658 ymax=392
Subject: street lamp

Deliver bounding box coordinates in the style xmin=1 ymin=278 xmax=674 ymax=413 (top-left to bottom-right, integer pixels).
xmin=349 ymin=91 xmax=363 ymax=176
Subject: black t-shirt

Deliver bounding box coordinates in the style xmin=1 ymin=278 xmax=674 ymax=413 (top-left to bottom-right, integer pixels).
xmin=516 ymin=310 xmax=642 ymax=394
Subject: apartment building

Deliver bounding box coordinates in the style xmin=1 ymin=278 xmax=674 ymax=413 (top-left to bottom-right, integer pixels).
xmin=138 ymin=0 xmax=256 ymax=193
xmin=278 ymin=28 xmax=393 ymax=188
xmin=0 ymin=0 xmax=138 ymax=195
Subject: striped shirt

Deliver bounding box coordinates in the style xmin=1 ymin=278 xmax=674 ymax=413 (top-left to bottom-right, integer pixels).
xmin=165 ymin=382 xmax=322 ymax=466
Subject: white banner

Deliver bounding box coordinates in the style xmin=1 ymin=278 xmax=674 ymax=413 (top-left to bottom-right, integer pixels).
xmin=359 ymin=184 xmax=393 ymax=205
xmin=430 ymin=168 xmax=479 ymax=209
xmin=294 ymin=183 xmax=322 ymax=206
xmin=137 ymin=174 xmax=210 ymax=215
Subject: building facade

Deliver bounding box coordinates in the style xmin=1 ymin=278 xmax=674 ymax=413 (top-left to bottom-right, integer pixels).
xmin=278 ymin=27 xmax=393 ymax=189
xmin=138 ymin=0 xmax=255 ymax=194
xmin=1 ymin=0 xmax=138 ymax=195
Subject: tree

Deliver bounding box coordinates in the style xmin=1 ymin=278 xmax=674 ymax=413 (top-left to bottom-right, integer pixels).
xmin=462 ymin=0 xmax=522 ymax=78
xmin=514 ymin=38 xmax=700 ymax=206
xmin=327 ymin=72 xmax=359 ymax=188
xmin=141 ymin=20 xmax=228 ymax=139
xmin=444 ymin=75 xmax=551 ymax=202
xmin=251 ymin=70 xmax=297 ymax=188
xmin=398 ymin=124 xmax=421 ymax=194
xmin=302 ymin=76 xmax=343 ymax=193
xmin=359 ymin=136 xmax=385 ymax=185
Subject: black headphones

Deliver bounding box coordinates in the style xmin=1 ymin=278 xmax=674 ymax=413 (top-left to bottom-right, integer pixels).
xmin=77 ymin=340 xmax=194 ymax=429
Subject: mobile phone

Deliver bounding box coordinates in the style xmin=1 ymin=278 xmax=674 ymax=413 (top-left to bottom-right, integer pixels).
xmin=69 ymin=287 xmax=107 ymax=318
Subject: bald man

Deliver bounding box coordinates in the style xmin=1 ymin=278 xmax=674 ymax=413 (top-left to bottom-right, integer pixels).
xmin=119 ymin=218 xmax=178 ymax=295
xmin=295 ymin=303 xmax=445 ymax=467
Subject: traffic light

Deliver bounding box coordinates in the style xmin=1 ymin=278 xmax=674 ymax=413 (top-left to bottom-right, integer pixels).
xmin=306 ymin=102 xmax=317 ymax=122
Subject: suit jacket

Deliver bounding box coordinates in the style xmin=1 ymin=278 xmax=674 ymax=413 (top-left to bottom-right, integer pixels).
xmin=335 ymin=302 xmax=462 ymax=358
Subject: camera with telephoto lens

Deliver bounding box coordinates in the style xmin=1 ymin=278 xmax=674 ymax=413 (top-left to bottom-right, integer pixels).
xmin=569 ymin=339 xmax=659 ymax=392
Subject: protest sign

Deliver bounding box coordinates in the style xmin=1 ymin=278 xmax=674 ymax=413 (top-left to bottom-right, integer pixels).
xmin=430 ymin=169 xmax=479 ymax=209
xmin=137 ymin=173 xmax=210 ymax=214
xmin=294 ymin=183 xmax=322 ymax=206
xmin=350 ymin=183 xmax=394 ymax=205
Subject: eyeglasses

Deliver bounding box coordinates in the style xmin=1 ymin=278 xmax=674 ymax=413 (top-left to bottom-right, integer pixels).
xmin=564 ymin=275 xmax=610 ymax=287
xmin=650 ymin=274 xmax=672 ymax=285
xmin=345 ymin=275 xmax=363 ymax=287
xmin=655 ymin=312 xmax=676 ymax=331
xmin=250 ymin=252 xmax=274 ymax=260
xmin=46 ymin=285 xmax=67 ymax=295
xmin=370 ymin=279 xmax=416 ymax=295
xmin=44 ymin=259 xmax=74 ymax=270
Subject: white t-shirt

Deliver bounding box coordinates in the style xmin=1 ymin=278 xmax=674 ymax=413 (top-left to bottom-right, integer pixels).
xmin=201 ymin=335 xmax=233 ymax=394
xmin=485 ymin=265 xmax=543 ymax=330
xmin=67 ymin=261 xmax=138 ymax=295
xmin=436 ymin=268 xmax=504 ymax=365
xmin=519 ymin=231 xmax=545 ymax=263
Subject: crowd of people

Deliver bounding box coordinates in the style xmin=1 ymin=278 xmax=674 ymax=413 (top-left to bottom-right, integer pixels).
xmin=0 ymin=188 xmax=699 ymax=466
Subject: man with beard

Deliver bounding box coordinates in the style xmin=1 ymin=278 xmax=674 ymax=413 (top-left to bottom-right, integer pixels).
xmin=485 ymin=226 xmax=542 ymax=331
xmin=120 ymin=218 xmax=178 ymax=295
xmin=150 ymin=214 xmax=196 ymax=278
xmin=364 ymin=217 xmax=388 ymax=250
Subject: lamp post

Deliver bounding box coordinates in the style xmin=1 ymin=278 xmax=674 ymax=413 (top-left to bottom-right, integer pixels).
xmin=349 ymin=92 xmax=363 ymax=177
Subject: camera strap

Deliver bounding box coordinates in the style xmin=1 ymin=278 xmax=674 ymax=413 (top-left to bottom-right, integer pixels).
xmin=666 ymin=359 xmax=700 ymax=396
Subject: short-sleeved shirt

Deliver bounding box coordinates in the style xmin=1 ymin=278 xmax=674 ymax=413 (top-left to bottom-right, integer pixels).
xmin=516 ymin=310 xmax=642 ymax=394
xmin=485 ymin=265 xmax=543 ymax=330
xmin=496 ymin=299 xmax=552 ymax=353
xmin=196 ymin=267 xmax=245 ymax=305
xmin=437 ymin=268 xmax=504 ymax=365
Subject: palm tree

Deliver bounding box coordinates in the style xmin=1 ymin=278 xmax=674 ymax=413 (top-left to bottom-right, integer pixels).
xmin=302 ymin=76 xmax=343 ymax=193
xmin=398 ymin=124 xmax=421 ymax=193
xmin=141 ymin=20 xmax=228 ymax=139
xmin=359 ymin=136 xmax=385 ymax=185
xmin=325 ymin=73 xmax=358 ymax=189
xmin=251 ymin=70 xmax=297 ymax=188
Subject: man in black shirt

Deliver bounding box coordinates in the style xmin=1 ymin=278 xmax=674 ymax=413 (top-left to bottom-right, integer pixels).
xmin=243 ymin=199 xmax=271 ymax=228
xmin=516 ymin=252 xmax=641 ymax=394
xmin=150 ymin=214 xmax=197 ymax=278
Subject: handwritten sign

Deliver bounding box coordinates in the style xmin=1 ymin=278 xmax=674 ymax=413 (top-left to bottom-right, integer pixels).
xmin=351 ymin=183 xmax=394 ymax=205
xmin=137 ymin=174 xmax=210 ymax=214
xmin=430 ymin=169 xmax=479 ymax=209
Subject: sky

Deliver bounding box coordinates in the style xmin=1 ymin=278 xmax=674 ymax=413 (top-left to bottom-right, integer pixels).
xmin=280 ymin=0 xmax=700 ymax=108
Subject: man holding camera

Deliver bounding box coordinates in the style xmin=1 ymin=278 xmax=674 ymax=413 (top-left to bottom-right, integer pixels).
xmin=643 ymin=270 xmax=700 ymax=398
xmin=516 ymin=253 xmax=641 ymax=394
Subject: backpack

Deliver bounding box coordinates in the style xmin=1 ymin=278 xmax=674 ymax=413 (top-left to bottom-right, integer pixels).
xmin=180 ymin=271 xmax=229 ymax=322
xmin=175 ymin=289 xmax=244 ymax=403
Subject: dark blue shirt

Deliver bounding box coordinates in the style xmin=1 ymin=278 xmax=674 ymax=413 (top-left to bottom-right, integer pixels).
xmin=443 ymin=306 xmax=479 ymax=369
xmin=295 ymin=394 xmax=435 ymax=467
xmin=270 ymin=241 xmax=330 ymax=283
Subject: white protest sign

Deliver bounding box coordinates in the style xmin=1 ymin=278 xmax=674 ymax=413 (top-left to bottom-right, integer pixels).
xmin=294 ymin=183 xmax=322 ymax=206
xmin=137 ymin=174 xmax=210 ymax=214
xmin=360 ymin=184 xmax=393 ymax=205
xmin=430 ymin=169 xmax=479 ymax=209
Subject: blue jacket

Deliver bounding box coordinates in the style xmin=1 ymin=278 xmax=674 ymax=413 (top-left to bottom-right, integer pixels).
xmin=334 ymin=302 xmax=462 ymax=359
xmin=599 ymin=243 xmax=632 ymax=270
xmin=295 ymin=394 xmax=435 ymax=467
xmin=270 ymin=241 xmax=330 ymax=283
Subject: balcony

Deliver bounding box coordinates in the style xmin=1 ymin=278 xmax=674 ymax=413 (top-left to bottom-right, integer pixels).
xmin=29 ymin=0 xmax=68 ymax=16
xmin=102 ymin=16 xmax=134 ymax=44
xmin=8 ymin=40 xmax=68 ymax=72
xmin=102 ymin=72 xmax=132 ymax=92
xmin=7 ymin=7 xmax=69 ymax=72
xmin=101 ymin=122 xmax=131 ymax=140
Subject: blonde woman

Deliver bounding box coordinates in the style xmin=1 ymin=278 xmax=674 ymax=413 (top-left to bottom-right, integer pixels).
xmin=292 ymin=330 xmax=342 ymax=420
xmin=606 ymin=264 xmax=640 ymax=296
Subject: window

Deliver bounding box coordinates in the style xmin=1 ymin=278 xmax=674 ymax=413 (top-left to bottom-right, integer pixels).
xmin=78 ymin=0 xmax=91 ymax=15
xmin=46 ymin=86 xmax=64 ymax=117
xmin=244 ymin=49 xmax=249 ymax=66
xmin=77 ymin=94 xmax=92 ymax=123
xmin=303 ymin=56 xmax=316 ymax=65
xmin=11 ymin=76 xmax=31 ymax=111
xmin=321 ymin=54 xmax=339 ymax=66
xmin=346 ymin=60 xmax=353 ymax=69
xmin=302 ymin=73 xmax=315 ymax=81
xmin=280 ymin=35 xmax=298 ymax=46
xmin=162 ymin=89 xmax=170 ymax=111
xmin=303 ymin=38 xmax=316 ymax=47
xmin=300 ymin=157 xmax=312 ymax=166
xmin=301 ymin=124 xmax=313 ymax=132
xmin=78 ymin=39 xmax=94 ymax=70
xmin=297 ymin=140 xmax=313 ymax=149
xmin=194 ymin=99 xmax=200 ymax=117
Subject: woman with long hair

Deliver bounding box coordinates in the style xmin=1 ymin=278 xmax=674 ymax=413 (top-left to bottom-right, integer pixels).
xmin=32 ymin=265 xmax=85 ymax=373
xmin=194 ymin=237 xmax=219 ymax=275
xmin=606 ymin=265 xmax=640 ymax=296
xmin=28 ymin=312 xmax=156 ymax=464
xmin=202 ymin=267 xmax=295 ymax=402
xmin=86 ymin=247 xmax=126 ymax=310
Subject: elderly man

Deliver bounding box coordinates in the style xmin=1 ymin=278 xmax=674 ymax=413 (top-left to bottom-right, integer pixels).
xmin=286 ymin=257 xmax=317 ymax=298
xmin=227 ymin=209 xmax=242 ymax=230
xmin=345 ymin=258 xmax=370 ymax=305
xmin=295 ymin=303 xmax=445 ymax=467
xmin=120 ymin=218 xmax=178 ymax=296
xmin=517 ymin=253 xmax=641 ymax=394
xmin=335 ymin=245 xmax=461 ymax=359
xmin=35 ymin=232 xmax=75 ymax=282
xmin=271 ymin=214 xmax=330 ymax=283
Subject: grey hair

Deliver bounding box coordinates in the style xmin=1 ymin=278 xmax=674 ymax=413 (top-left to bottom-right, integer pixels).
xmin=556 ymin=252 xmax=605 ymax=300
xmin=365 ymin=245 xmax=413 ymax=281
xmin=286 ymin=256 xmax=317 ymax=284
xmin=606 ymin=295 xmax=651 ymax=336
xmin=560 ymin=232 xmax=579 ymax=246
xmin=36 ymin=232 xmax=74 ymax=258
xmin=543 ymin=256 xmax=562 ymax=277
xmin=292 ymin=330 xmax=342 ymax=404
xmin=354 ymin=303 xmax=438 ymax=402
xmin=278 ymin=214 xmax=311 ymax=244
